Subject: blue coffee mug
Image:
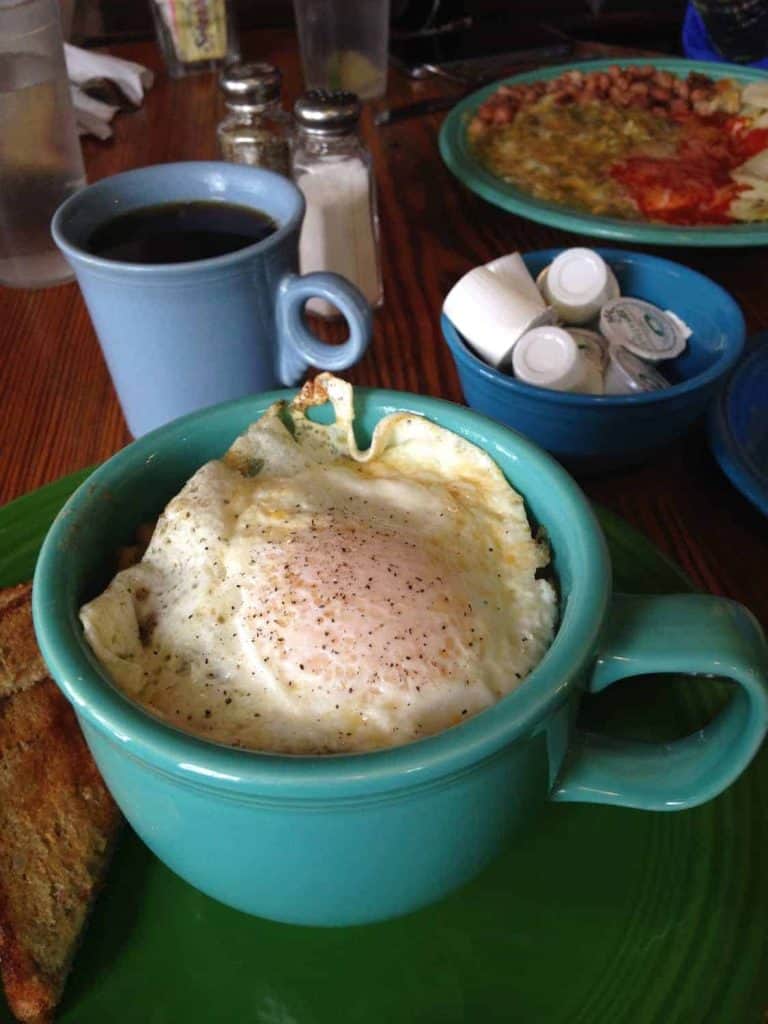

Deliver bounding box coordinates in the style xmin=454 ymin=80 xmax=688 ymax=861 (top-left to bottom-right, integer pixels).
xmin=51 ymin=162 xmax=372 ymax=437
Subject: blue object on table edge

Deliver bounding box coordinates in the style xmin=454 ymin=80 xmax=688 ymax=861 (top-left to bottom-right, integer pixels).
xmin=709 ymin=331 xmax=768 ymax=517
xmin=683 ymin=4 xmax=768 ymax=69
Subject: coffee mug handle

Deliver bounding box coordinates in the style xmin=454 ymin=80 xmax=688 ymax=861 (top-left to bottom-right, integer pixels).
xmin=275 ymin=272 xmax=372 ymax=385
xmin=552 ymin=593 xmax=768 ymax=810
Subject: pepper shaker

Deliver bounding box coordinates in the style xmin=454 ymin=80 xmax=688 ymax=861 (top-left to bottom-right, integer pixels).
xmin=217 ymin=62 xmax=292 ymax=175
xmin=291 ymin=89 xmax=383 ymax=317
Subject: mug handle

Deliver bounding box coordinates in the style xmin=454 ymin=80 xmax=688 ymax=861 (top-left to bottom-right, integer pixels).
xmin=275 ymin=272 xmax=372 ymax=385
xmin=552 ymin=593 xmax=768 ymax=810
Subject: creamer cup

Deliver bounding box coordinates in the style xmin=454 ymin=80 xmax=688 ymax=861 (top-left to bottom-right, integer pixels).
xmin=485 ymin=252 xmax=547 ymax=308
xmin=443 ymin=266 xmax=555 ymax=368
xmin=512 ymin=325 xmax=602 ymax=394
xmin=570 ymin=327 xmax=609 ymax=368
xmin=569 ymin=328 xmax=608 ymax=394
xmin=599 ymin=298 xmax=687 ymax=361
xmin=538 ymin=248 xmax=620 ymax=325
xmin=604 ymin=345 xmax=671 ymax=394
xmin=664 ymin=309 xmax=693 ymax=341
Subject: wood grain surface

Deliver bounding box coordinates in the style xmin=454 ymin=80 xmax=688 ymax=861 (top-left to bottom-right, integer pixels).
xmin=1 ymin=29 xmax=766 ymax=631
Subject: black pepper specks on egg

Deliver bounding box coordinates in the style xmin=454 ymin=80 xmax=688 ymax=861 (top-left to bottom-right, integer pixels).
xmin=79 ymin=379 xmax=556 ymax=756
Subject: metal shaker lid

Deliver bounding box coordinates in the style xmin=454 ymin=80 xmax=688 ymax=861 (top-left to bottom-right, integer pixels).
xmin=220 ymin=62 xmax=282 ymax=105
xmin=293 ymin=89 xmax=360 ymax=134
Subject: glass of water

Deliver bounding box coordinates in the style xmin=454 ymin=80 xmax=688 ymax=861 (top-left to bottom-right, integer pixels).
xmin=0 ymin=0 xmax=86 ymax=289
xmin=293 ymin=0 xmax=390 ymax=101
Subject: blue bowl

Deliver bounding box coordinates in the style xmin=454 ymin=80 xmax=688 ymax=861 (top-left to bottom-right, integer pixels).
xmin=32 ymin=386 xmax=768 ymax=926
xmin=441 ymin=249 xmax=746 ymax=473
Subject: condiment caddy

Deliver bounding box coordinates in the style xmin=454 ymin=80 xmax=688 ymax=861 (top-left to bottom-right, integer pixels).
xmin=151 ymin=0 xmax=239 ymax=77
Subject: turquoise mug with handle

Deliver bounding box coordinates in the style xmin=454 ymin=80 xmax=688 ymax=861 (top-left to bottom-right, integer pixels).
xmin=51 ymin=162 xmax=372 ymax=437
xmin=32 ymin=389 xmax=768 ymax=926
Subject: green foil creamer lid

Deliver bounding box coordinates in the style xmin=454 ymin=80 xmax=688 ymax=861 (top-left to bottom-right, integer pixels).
xmin=599 ymin=298 xmax=688 ymax=361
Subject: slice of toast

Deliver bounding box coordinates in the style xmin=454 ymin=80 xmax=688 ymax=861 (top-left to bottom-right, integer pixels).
xmin=0 ymin=583 xmax=48 ymax=700
xmin=0 ymin=585 xmax=122 ymax=1023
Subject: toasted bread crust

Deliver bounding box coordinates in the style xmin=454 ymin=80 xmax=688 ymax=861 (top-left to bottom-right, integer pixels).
xmin=0 ymin=586 xmax=122 ymax=1023
xmin=0 ymin=583 xmax=47 ymax=700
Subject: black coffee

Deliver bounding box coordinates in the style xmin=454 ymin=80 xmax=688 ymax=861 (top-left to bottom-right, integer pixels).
xmin=86 ymin=200 xmax=277 ymax=264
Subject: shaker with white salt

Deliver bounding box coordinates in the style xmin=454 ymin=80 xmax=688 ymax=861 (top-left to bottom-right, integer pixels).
xmin=292 ymin=89 xmax=382 ymax=317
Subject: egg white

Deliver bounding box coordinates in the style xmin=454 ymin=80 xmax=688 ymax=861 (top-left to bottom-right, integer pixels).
xmin=80 ymin=375 xmax=557 ymax=754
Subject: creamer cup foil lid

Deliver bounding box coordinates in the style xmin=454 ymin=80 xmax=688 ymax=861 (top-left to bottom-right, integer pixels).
xmin=537 ymin=248 xmax=620 ymax=326
xmin=512 ymin=325 xmax=602 ymax=394
xmin=604 ymin=346 xmax=671 ymax=394
xmin=599 ymin=298 xmax=687 ymax=361
xmin=512 ymin=325 xmax=580 ymax=391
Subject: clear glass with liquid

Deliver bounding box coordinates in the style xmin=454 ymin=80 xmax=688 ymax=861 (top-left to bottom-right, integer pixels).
xmin=293 ymin=0 xmax=390 ymax=100
xmin=0 ymin=0 xmax=86 ymax=289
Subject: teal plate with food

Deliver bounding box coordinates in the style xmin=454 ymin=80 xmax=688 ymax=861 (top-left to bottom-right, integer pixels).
xmin=1 ymin=467 xmax=767 ymax=1023
xmin=440 ymin=58 xmax=768 ymax=246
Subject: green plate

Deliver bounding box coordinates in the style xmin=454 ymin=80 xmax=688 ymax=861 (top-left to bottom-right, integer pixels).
xmin=439 ymin=58 xmax=768 ymax=246
xmin=2 ymin=471 xmax=767 ymax=1023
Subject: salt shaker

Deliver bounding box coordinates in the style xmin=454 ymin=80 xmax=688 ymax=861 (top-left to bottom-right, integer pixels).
xmin=292 ymin=89 xmax=382 ymax=317
xmin=217 ymin=62 xmax=292 ymax=176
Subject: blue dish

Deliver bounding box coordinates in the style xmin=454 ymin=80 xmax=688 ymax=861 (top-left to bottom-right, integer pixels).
xmin=441 ymin=248 xmax=746 ymax=473
xmin=709 ymin=332 xmax=768 ymax=517
xmin=439 ymin=58 xmax=768 ymax=247
xmin=32 ymin=386 xmax=768 ymax=926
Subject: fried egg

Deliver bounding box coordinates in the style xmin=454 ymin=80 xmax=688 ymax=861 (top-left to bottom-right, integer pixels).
xmin=80 ymin=375 xmax=557 ymax=754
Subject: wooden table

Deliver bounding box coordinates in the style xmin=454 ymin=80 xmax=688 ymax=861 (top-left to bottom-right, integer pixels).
xmin=1 ymin=29 xmax=766 ymax=631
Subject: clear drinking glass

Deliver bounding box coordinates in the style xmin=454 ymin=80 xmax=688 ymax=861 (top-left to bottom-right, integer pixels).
xmin=293 ymin=0 xmax=390 ymax=101
xmin=0 ymin=0 xmax=86 ymax=289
